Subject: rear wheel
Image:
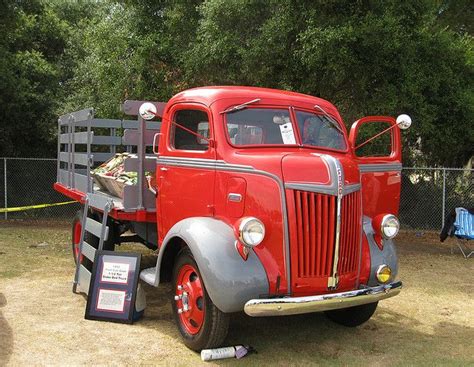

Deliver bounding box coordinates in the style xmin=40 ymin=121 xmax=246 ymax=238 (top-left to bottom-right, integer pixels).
xmin=325 ymin=302 xmax=378 ymax=327
xmin=71 ymin=210 xmax=115 ymax=270
xmin=72 ymin=212 xmax=84 ymax=264
xmin=171 ymin=248 xmax=229 ymax=351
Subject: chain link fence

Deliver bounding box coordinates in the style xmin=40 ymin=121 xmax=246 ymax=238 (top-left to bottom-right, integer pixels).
xmin=0 ymin=158 xmax=81 ymax=221
xmin=0 ymin=158 xmax=472 ymax=230
xmin=399 ymin=167 xmax=473 ymax=230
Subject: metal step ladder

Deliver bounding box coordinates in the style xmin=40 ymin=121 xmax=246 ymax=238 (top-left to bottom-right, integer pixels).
xmin=73 ymin=193 xmax=114 ymax=295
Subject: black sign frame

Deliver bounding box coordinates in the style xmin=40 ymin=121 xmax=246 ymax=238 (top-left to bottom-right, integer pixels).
xmin=85 ymin=251 xmax=141 ymax=324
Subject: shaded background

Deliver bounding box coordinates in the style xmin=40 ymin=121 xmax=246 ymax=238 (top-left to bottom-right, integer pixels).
xmin=0 ymin=0 xmax=472 ymax=168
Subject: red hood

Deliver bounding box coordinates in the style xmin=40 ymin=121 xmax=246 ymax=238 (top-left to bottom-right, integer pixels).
xmin=281 ymin=152 xmax=360 ymax=187
xmin=230 ymin=149 xmax=359 ymax=187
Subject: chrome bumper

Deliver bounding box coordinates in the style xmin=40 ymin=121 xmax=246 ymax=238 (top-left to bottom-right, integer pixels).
xmin=244 ymin=281 xmax=402 ymax=317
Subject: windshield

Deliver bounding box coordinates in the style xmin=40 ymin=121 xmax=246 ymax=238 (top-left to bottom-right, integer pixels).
xmin=225 ymin=108 xmax=347 ymax=150
xmin=226 ymin=108 xmax=297 ymax=146
xmin=295 ymin=110 xmax=346 ymax=150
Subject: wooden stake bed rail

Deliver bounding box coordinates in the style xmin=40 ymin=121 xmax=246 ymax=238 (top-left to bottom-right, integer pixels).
xmin=55 ymin=101 xmax=163 ymax=223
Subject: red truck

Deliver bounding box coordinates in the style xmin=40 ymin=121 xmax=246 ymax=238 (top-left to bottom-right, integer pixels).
xmin=54 ymin=86 xmax=411 ymax=351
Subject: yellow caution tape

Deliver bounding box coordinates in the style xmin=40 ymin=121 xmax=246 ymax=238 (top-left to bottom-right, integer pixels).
xmin=0 ymin=201 xmax=76 ymax=213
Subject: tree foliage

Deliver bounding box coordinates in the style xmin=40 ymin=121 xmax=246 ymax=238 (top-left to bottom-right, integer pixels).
xmin=178 ymin=0 xmax=473 ymax=166
xmin=0 ymin=0 xmax=472 ymax=167
xmin=0 ymin=0 xmax=90 ymax=157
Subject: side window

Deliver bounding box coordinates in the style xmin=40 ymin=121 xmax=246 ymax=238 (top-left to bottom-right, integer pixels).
xmin=171 ymin=109 xmax=210 ymax=151
xmin=355 ymin=121 xmax=393 ymax=157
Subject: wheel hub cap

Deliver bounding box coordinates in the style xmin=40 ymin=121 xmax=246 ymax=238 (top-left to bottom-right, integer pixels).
xmin=175 ymin=264 xmax=205 ymax=335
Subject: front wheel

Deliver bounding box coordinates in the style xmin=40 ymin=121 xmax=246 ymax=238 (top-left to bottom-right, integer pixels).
xmin=325 ymin=302 xmax=378 ymax=327
xmin=171 ymin=248 xmax=229 ymax=351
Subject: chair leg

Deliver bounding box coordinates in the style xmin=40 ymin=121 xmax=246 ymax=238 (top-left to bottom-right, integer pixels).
xmin=456 ymin=239 xmax=473 ymax=259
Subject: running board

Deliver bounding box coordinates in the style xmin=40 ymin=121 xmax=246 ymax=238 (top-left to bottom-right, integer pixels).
xmin=140 ymin=267 xmax=158 ymax=287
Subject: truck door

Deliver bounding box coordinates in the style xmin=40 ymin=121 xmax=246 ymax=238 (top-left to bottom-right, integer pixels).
xmin=348 ymin=116 xmax=405 ymax=218
xmin=157 ymin=104 xmax=216 ymax=242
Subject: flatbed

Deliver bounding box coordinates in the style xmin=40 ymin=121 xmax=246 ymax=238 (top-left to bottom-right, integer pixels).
xmin=53 ymin=182 xmax=157 ymax=222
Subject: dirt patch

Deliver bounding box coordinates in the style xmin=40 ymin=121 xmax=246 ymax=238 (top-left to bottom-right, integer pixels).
xmin=0 ymin=226 xmax=473 ymax=366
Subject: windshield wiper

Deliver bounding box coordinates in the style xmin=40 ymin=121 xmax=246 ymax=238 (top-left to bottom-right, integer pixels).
xmin=220 ymin=98 xmax=261 ymax=114
xmin=314 ymin=104 xmax=344 ymax=134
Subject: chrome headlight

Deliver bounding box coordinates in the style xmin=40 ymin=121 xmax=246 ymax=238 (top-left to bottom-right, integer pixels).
xmin=381 ymin=214 xmax=400 ymax=239
xmin=239 ymin=217 xmax=265 ymax=247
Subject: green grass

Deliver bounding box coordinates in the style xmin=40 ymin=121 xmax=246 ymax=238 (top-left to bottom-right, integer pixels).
xmin=0 ymin=225 xmax=472 ymax=366
xmin=0 ymin=224 xmax=71 ymax=279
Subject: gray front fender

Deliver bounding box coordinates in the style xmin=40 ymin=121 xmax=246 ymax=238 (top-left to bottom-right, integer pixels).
xmin=159 ymin=217 xmax=269 ymax=313
xmin=363 ymin=216 xmax=399 ymax=286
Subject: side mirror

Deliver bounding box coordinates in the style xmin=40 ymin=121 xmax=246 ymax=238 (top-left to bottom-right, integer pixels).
xmin=139 ymin=102 xmax=157 ymax=120
xmin=396 ymin=114 xmax=412 ymax=130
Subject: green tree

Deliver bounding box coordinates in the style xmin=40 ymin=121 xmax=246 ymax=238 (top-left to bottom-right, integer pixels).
xmin=5 ymin=0 xmax=471 ymax=168
xmin=0 ymin=0 xmax=79 ymax=157
xmin=182 ymin=0 xmax=473 ymax=167
xmin=63 ymin=1 xmax=202 ymax=117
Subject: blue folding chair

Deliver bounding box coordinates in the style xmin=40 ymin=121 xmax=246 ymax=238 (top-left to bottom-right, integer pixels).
xmin=452 ymin=208 xmax=474 ymax=258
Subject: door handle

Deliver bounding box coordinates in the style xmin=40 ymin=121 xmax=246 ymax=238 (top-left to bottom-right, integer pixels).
xmin=153 ymin=133 xmax=162 ymax=155
xmin=160 ymin=167 xmax=168 ymax=172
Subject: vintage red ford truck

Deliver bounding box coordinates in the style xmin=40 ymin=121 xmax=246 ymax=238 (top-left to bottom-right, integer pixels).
xmin=54 ymin=86 xmax=411 ymax=351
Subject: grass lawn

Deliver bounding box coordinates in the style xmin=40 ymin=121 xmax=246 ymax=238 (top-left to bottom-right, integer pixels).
xmin=0 ymin=223 xmax=473 ymax=366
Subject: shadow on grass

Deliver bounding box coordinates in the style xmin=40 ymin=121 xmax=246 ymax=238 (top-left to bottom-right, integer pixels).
xmin=0 ymin=293 xmax=13 ymax=366
xmin=137 ymin=284 xmax=473 ymax=364
xmin=72 ymin=253 xmax=471 ymax=364
xmin=222 ymin=308 xmax=472 ymax=365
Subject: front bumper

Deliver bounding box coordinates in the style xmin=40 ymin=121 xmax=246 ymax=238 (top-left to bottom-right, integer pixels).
xmin=244 ymin=281 xmax=402 ymax=317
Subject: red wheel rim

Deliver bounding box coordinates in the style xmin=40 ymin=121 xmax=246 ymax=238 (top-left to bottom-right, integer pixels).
xmin=175 ymin=264 xmax=205 ymax=335
xmin=73 ymin=221 xmax=83 ymax=263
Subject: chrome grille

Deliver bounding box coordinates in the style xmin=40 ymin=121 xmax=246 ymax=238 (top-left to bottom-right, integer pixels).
xmin=291 ymin=190 xmax=361 ymax=279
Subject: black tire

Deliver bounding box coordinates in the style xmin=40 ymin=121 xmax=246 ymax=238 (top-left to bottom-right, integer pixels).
xmin=171 ymin=248 xmax=229 ymax=351
xmin=325 ymin=302 xmax=378 ymax=327
xmin=71 ymin=210 xmax=115 ymax=270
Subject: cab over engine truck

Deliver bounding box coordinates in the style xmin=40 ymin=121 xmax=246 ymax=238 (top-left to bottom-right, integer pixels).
xmin=54 ymin=86 xmax=411 ymax=351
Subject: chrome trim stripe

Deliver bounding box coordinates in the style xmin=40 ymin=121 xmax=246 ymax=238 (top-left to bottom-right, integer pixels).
xmin=285 ymin=182 xmax=360 ymax=196
xmin=244 ymin=281 xmax=402 ymax=317
xmin=158 ymin=156 xmax=224 ymax=164
xmin=344 ymin=183 xmax=361 ymax=195
xmin=329 ymin=156 xmax=343 ymax=288
xmin=359 ymin=163 xmax=402 ymax=173
xmin=157 ymin=155 xmax=292 ymax=293
xmin=285 ymin=182 xmax=335 ymax=196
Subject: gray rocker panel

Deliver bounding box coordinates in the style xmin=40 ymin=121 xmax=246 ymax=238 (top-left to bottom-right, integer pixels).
xmin=159 ymin=217 xmax=269 ymax=313
xmin=362 ymin=216 xmax=399 ymax=286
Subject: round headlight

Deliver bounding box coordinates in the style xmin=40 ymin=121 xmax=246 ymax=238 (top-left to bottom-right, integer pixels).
xmin=239 ymin=217 xmax=265 ymax=247
xmin=381 ymin=214 xmax=400 ymax=239
xmin=376 ymin=264 xmax=392 ymax=284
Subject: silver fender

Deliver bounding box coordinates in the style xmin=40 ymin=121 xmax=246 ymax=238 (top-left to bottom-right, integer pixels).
xmin=159 ymin=217 xmax=269 ymax=313
xmin=363 ymin=216 xmax=399 ymax=286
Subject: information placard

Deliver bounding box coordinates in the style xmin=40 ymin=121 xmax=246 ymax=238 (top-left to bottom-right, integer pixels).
xmin=85 ymin=251 xmax=141 ymax=324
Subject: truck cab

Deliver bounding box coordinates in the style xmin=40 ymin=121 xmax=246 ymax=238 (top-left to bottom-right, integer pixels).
xmin=55 ymin=86 xmax=410 ymax=351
